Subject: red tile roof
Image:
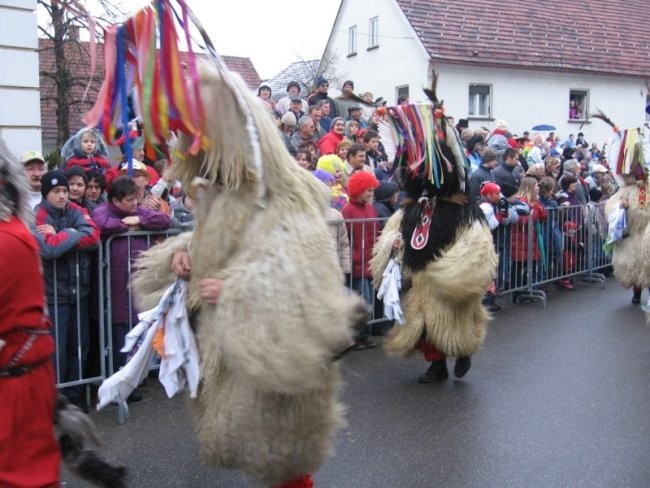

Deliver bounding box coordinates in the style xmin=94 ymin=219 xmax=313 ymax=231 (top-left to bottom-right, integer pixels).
xmin=38 ymin=39 xmax=261 ymax=143
xmin=395 ymin=0 xmax=650 ymax=77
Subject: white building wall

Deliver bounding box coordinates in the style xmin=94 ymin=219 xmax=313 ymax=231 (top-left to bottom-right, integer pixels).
xmin=325 ymin=0 xmax=429 ymax=104
xmin=327 ymin=0 xmax=647 ymax=147
xmin=0 ymin=0 xmax=41 ymax=156
xmin=435 ymin=63 xmax=646 ymax=146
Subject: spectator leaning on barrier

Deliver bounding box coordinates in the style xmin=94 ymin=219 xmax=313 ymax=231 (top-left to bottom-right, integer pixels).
xmin=478 ymin=181 xmax=518 ymax=311
xmin=32 ymin=170 xmax=100 ymax=404
xmin=91 ymin=176 xmax=170 ymax=384
xmin=342 ymin=171 xmax=380 ymax=350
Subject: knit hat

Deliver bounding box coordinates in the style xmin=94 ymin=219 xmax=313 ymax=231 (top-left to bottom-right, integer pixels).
xmin=342 ymin=80 xmax=354 ymax=89
xmin=347 ymin=171 xmax=378 ymax=198
xmin=374 ymin=180 xmax=399 ymax=202
xmin=257 ymin=83 xmax=271 ymax=96
xmin=316 ymin=76 xmax=328 ymax=87
xmin=286 ymin=80 xmax=300 ymax=92
xmin=480 ymin=181 xmax=501 ymax=197
xmin=41 ymin=170 xmax=69 ymax=198
xmin=316 ymin=154 xmax=343 ymax=176
xmin=65 ymin=165 xmax=88 ymax=183
xmin=561 ymin=175 xmax=577 ymax=191
xmin=280 ymin=112 xmax=297 ymax=128
xmin=312 ymin=169 xmax=335 ymax=186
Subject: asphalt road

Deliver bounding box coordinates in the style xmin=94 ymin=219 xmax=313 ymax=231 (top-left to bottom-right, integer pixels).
xmin=62 ymin=277 xmax=650 ymax=488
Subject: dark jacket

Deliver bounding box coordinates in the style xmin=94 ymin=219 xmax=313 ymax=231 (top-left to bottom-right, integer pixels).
xmin=32 ymin=201 xmax=100 ymax=303
xmin=469 ymin=164 xmax=495 ymax=202
xmin=493 ymin=162 xmax=524 ymax=198
xmin=91 ymin=202 xmax=170 ymax=324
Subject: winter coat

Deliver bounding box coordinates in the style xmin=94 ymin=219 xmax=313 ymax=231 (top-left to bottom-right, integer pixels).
xmin=318 ymin=130 xmax=344 ymax=156
xmin=32 ymin=201 xmax=100 ymax=303
xmin=341 ymin=198 xmax=379 ymax=279
xmin=510 ymin=197 xmax=547 ymax=262
xmin=493 ymin=162 xmax=524 ymax=198
xmin=469 ymin=164 xmax=495 ymax=202
xmin=326 ymin=207 xmax=351 ymax=274
xmin=91 ymin=202 xmax=170 ymax=324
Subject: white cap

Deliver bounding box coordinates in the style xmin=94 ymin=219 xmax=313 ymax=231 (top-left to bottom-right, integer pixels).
xmin=19 ymin=150 xmax=45 ymax=165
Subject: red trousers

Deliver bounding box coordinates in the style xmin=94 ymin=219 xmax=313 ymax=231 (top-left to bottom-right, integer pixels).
xmin=0 ymin=362 xmax=60 ymax=487
xmin=416 ymin=339 xmax=445 ymax=361
xmin=273 ymin=474 xmax=314 ymax=488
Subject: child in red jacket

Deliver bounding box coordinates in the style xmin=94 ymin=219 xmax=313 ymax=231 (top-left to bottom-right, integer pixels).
xmin=341 ymin=171 xmax=379 ymax=349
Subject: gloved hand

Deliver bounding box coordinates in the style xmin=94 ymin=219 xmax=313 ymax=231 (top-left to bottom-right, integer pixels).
xmin=497 ymin=196 xmax=509 ymax=216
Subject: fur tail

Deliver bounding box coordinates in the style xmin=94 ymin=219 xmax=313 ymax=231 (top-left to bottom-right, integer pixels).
xmin=56 ymin=395 xmax=128 ymax=488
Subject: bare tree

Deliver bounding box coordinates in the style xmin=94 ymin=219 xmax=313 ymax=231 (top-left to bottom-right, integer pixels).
xmin=296 ymin=49 xmax=348 ymax=94
xmin=37 ymin=0 xmax=125 ymax=165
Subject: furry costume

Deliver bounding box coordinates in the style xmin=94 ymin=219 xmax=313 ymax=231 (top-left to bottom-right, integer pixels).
xmin=131 ymin=61 xmax=364 ymax=486
xmin=605 ymin=180 xmax=650 ymax=289
xmin=596 ymin=114 xmax=650 ymax=296
xmin=371 ymin=78 xmax=497 ymax=371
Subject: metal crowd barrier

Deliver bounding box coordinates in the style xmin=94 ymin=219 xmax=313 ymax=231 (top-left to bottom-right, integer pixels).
xmin=50 ymin=202 xmax=611 ymax=411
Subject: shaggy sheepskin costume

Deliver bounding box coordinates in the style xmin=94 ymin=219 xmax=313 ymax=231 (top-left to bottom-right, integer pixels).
xmin=131 ymin=62 xmax=363 ymax=487
xmin=605 ymin=180 xmax=650 ymax=290
xmin=371 ymin=79 xmax=497 ymax=380
xmin=597 ymin=115 xmax=650 ymax=303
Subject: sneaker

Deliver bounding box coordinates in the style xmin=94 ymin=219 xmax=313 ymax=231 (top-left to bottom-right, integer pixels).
xmin=558 ymin=279 xmax=574 ymax=290
xmin=487 ymin=303 xmax=501 ymax=312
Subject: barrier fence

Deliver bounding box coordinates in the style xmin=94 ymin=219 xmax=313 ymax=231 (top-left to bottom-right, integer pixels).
xmin=50 ymin=203 xmax=611 ymax=401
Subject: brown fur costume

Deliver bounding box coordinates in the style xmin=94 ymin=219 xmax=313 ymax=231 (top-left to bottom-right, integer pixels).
xmin=370 ymin=80 xmax=497 ymax=360
xmin=372 ymin=212 xmax=497 ymax=357
xmin=132 ymin=62 xmax=363 ymax=486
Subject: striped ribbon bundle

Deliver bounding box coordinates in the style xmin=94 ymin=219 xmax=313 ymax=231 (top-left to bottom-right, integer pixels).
xmin=383 ymin=103 xmax=451 ymax=189
xmin=83 ymin=0 xmax=206 ymax=174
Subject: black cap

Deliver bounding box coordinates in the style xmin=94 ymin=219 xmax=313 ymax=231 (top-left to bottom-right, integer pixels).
xmin=41 ymin=170 xmax=69 ymax=198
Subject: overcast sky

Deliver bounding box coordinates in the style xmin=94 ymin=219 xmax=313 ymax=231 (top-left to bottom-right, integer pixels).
xmin=121 ymin=1 xmax=342 ymax=80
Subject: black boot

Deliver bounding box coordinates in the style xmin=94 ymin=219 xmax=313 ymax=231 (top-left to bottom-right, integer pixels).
xmin=418 ymin=359 xmax=449 ymax=383
xmin=454 ymin=356 xmax=472 ymax=378
xmin=632 ymin=289 xmax=642 ymax=305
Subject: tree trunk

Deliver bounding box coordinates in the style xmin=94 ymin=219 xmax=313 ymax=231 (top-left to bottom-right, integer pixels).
xmin=51 ymin=0 xmax=71 ymax=150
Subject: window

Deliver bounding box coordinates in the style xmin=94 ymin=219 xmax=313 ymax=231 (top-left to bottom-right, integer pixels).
xmin=468 ymin=84 xmax=491 ymax=118
xmin=569 ymin=89 xmax=589 ymax=121
xmin=396 ymin=85 xmax=409 ymax=104
xmin=348 ymin=25 xmax=357 ymax=56
xmin=369 ymin=17 xmax=379 ymax=48
xmin=646 ymin=95 xmax=650 ymax=122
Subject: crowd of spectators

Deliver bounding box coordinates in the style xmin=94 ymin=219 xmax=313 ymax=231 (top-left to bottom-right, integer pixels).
xmin=20 ymin=78 xmax=617 ymax=402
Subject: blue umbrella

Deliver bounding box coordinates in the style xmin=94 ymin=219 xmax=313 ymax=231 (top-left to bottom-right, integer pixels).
xmin=531 ymin=124 xmax=556 ymax=131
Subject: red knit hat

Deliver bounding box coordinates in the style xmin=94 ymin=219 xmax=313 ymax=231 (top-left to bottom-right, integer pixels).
xmin=347 ymin=171 xmax=379 ymax=198
xmin=480 ymin=181 xmax=501 ymax=197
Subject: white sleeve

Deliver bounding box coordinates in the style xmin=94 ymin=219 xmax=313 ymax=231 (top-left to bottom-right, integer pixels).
xmin=479 ymin=202 xmax=499 ymax=230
